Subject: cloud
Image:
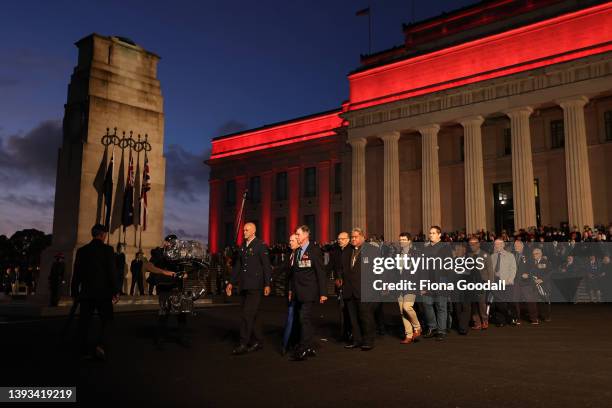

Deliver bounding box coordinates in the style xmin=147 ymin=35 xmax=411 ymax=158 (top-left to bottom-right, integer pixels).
xmin=164 ymin=144 xmax=210 ymax=203
xmin=0 ymin=194 xmax=54 ymax=211
xmin=217 ymin=120 xmax=247 ymax=136
xmin=0 ymin=78 xmax=19 ymax=87
xmin=0 ymin=119 xmax=62 ymax=186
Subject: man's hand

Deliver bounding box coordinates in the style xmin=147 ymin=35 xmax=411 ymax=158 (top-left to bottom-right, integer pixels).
xmin=288 ymin=291 xmax=292 ymax=301
xmin=535 ymin=278 xmax=544 ymax=285
xmin=225 ymin=283 xmax=233 ymax=297
xmin=164 ymin=271 xmax=175 ymax=278
xmin=335 ymin=279 xmax=343 ymax=288
xmin=320 ymin=295 xmax=327 ymax=304
xmin=182 ymin=273 xmax=188 ymax=280
xmin=522 ymin=273 xmax=529 ymax=279
xmin=264 ymin=286 xmax=271 ymax=296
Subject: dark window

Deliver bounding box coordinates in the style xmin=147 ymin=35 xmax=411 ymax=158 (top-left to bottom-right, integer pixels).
xmin=275 ymin=172 xmax=287 ymax=201
xmin=275 ymin=217 xmax=287 ymax=244
xmin=224 ymin=222 xmax=235 ymax=248
xmin=550 ymin=120 xmax=564 ymax=149
xmin=334 ymin=212 xmax=342 ymax=237
xmin=605 ymin=111 xmax=612 ymax=141
xmin=334 ymin=163 xmax=342 ymax=194
xmin=249 ymin=176 xmax=261 ymax=203
xmin=225 ymin=180 xmax=236 ymax=206
xmin=304 ymin=167 xmax=316 ymax=197
xmin=303 ymin=214 xmax=316 ymax=241
xmin=459 ymin=136 xmax=464 ymax=162
xmin=503 ymin=128 xmax=512 ymax=155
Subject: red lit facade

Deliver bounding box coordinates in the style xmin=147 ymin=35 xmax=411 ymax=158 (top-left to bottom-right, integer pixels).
xmin=206 ymin=0 xmax=612 ymax=253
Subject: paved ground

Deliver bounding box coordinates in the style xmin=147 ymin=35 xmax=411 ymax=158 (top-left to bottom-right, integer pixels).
xmin=3 ymin=299 xmax=612 ymax=407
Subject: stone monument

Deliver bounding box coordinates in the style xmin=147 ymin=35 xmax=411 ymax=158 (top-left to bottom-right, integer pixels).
xmin=39 ymin=33 xmax=166 ymax=299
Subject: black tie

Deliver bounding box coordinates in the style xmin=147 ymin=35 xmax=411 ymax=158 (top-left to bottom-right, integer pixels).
xmin=495 ymin=253 xmax=501 ymax=273
xmin=296 ymin=248 xmax=302 ymax=262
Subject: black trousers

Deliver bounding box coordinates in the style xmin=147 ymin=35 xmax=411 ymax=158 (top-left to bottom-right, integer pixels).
xmin=345 ymin=298 xmax=375 ymax=346
xmin=77 ymin=299 xmax=113 ymax=354
xmin=294 ymin=300 xmax=315 ymax=350
xmin=453 ymin=301 xmax=472 ymax=332
xmin=493 ymin=286 xmax=516 ymax=324
xmin=157 ymin=290 xmax=187 ymax=342
xmin=130 ymin=274 xmax=145 ymax=296
xmin=240 ymin=289 xmax=263 ymax=346
xmin=49 ymin=283 xmax=61 ymax=306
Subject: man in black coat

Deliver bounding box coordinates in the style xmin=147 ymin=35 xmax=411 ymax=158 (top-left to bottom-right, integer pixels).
xmin=226 ymin=222 xmax=272 ymax=355
xmin=71 ymin=224 xmax=119 ymax=360
xmin=341 ymin=227 xmax=378 ymax=350
xmin=327 ymin=231 xmax=351 ymax=341
xmin=48 ymin=253 xmax=66 ymax=306
xmin=287 ymin=225 xmax=327 ymax=361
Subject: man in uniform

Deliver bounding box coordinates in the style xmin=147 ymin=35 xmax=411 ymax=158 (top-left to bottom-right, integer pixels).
xmin=327 ymin=231 xmax=351 ymax=341
xmin=71 ymin=224 xmax=119 ymax=360
xmin=225 ymin=222 xmax=272 ymax=355
xmin=144 ymin=235 xmax=190 ymax=348
xmin=288 ymin=225 xmax=327 ymax=361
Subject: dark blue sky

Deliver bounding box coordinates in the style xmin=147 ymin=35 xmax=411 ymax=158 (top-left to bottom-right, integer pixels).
xmin=0 ymin=0 xmax=471 ymax=239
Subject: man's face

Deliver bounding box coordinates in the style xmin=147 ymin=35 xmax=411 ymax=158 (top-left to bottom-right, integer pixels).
xmin=567 ymin=255 xmax=574 ymax=264
xmin=494 ymin=240 xmax=504 ymax=252
xmin=399 ymin=235 xmax=411 ymax=248
xmin=429 ymin=228 xmax=441 ymax=243
xmin=533 ymin=249 xmax=542 ymax=261
xmin=337 ymin=233 xmax=349 ymax=248
xmin=514 ymin=240 xmax=523 ymax=253
xmin=289 ymin=235 xmax=299 ymax=250
xmin=351 ymin=231 xmax=365 ymax=248
xmin=469 ymin=239 xmax=480 ymax=252
xmin=243 ymin=224 xmax=255 ymax=240
xmin=603 ymin=256 xmax=610 ymax=264
xmin=295 ymin=228 xmax=309 ymax=245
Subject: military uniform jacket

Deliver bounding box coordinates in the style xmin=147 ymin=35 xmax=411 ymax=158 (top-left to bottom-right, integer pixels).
xmin=71 ymin=239 xmax=117 ymax=300
xmin=288 ymin=242 xmax=327 ymax=302
xmin=231 ymin=237 xmax=272 ymax=291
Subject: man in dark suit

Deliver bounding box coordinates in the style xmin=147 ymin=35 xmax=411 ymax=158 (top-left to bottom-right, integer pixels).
xmin=327 ymin=231 xmax=351 ymax=341
xmin=341 ymin=227 xmax=377 ymax=351
xmin=288 ymin=225 xmax=327 ymax=361
xmin=71 ymin=224 xmax=119 ymax=360
xmin=226 ymin=222 xmax=272 ymax=355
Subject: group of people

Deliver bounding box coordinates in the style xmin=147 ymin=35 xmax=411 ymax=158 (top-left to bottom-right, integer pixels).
xmin=2 ymin=264 xmax=40 ymax=296
xmin=225 ymin=221 xmax=612 ymax=362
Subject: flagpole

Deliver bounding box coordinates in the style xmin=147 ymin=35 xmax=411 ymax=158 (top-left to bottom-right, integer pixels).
xmin=135 ymin=136 xmax=141 ymax=249
xmin=107 ymin=143 xmax=115 ymax=245
xmin=234 ymin=189 xmax=248 ymax=245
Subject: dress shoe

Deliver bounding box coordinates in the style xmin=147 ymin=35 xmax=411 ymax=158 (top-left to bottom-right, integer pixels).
xmin=511 ymin=319 xmax=521 ymax=326
xmin=413 ymin=328 xmax=422 ymax=339
xmin=530 ymin=320 xmax=540 ymax=325
xmin=344 ymin=343 xmax=360 ymax=349
xmin=400 ymin=336 xmax=413 ymax=345
xmin=482 ymin=321 xmax=489 ymax=330
xmin=306 ymin=348 xmax=317 ymax=357
xmin=435 ymin=333 xmax=446 ymax=342
xmin=232 ymin=344 xmax=249 ymax=355
xmin=423 ymin=328 xmax=436 ymax=338
xmin=471 ymin=325 xmax=482 ymax=330
xmin=360 ymin=345 xmax=374 ymax=351
xmin=289 ymin=348 xmax=308 ymax=361
xmin=458 ymin=329 xmax=468 ymax=336
xmin=248 ymin=342 xmax=263 ymax=353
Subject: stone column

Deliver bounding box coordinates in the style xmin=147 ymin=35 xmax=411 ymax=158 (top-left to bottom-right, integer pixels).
xmin=379 ymin=131 xmax=401 ymax=242
xmin=260 ymin=171 xmax=273 ymax=245
xmin=348 ymin=137 xmax=367 ymax=230
xmin=558 ymin=96 xmax=594 ymax=229
xmin=287 ymin=166 xmax=300 ymax=232
xmin=459 ymin=116 xmax=487 ymax=234
xmin=505 ymin=107 xmax=537 ymax=230
xmin=317 ymin=161 xmax=331 ymax=243
xmin=235 ymin=175 xmax=247 ymax=246
xmin=418 ymin=125 xmax=441 ymax=233
xmin=207 ymin=179 xmax=222 ymax=254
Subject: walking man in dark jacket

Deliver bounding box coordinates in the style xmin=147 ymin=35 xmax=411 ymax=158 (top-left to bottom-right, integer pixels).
xmin=71 ymin=224 xmax=119 ymax=360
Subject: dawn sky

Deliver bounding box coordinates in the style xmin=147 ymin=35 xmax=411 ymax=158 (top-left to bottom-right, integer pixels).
xmin=0 ymin=0 xmax=472 ymax=240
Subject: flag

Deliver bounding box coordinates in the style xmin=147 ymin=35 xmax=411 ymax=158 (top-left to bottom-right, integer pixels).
xmin=133 ymin=151 xmax=141 ymax=226
xmin=121 ymin=149 xmax=135 ymax=228
xmin=140 ymin=153 xmax=151 ymax=231
xmin=103 ymin=149 xmax=114 ymax=228
xmin=356 ymin=7 xmax=370 ymax=16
